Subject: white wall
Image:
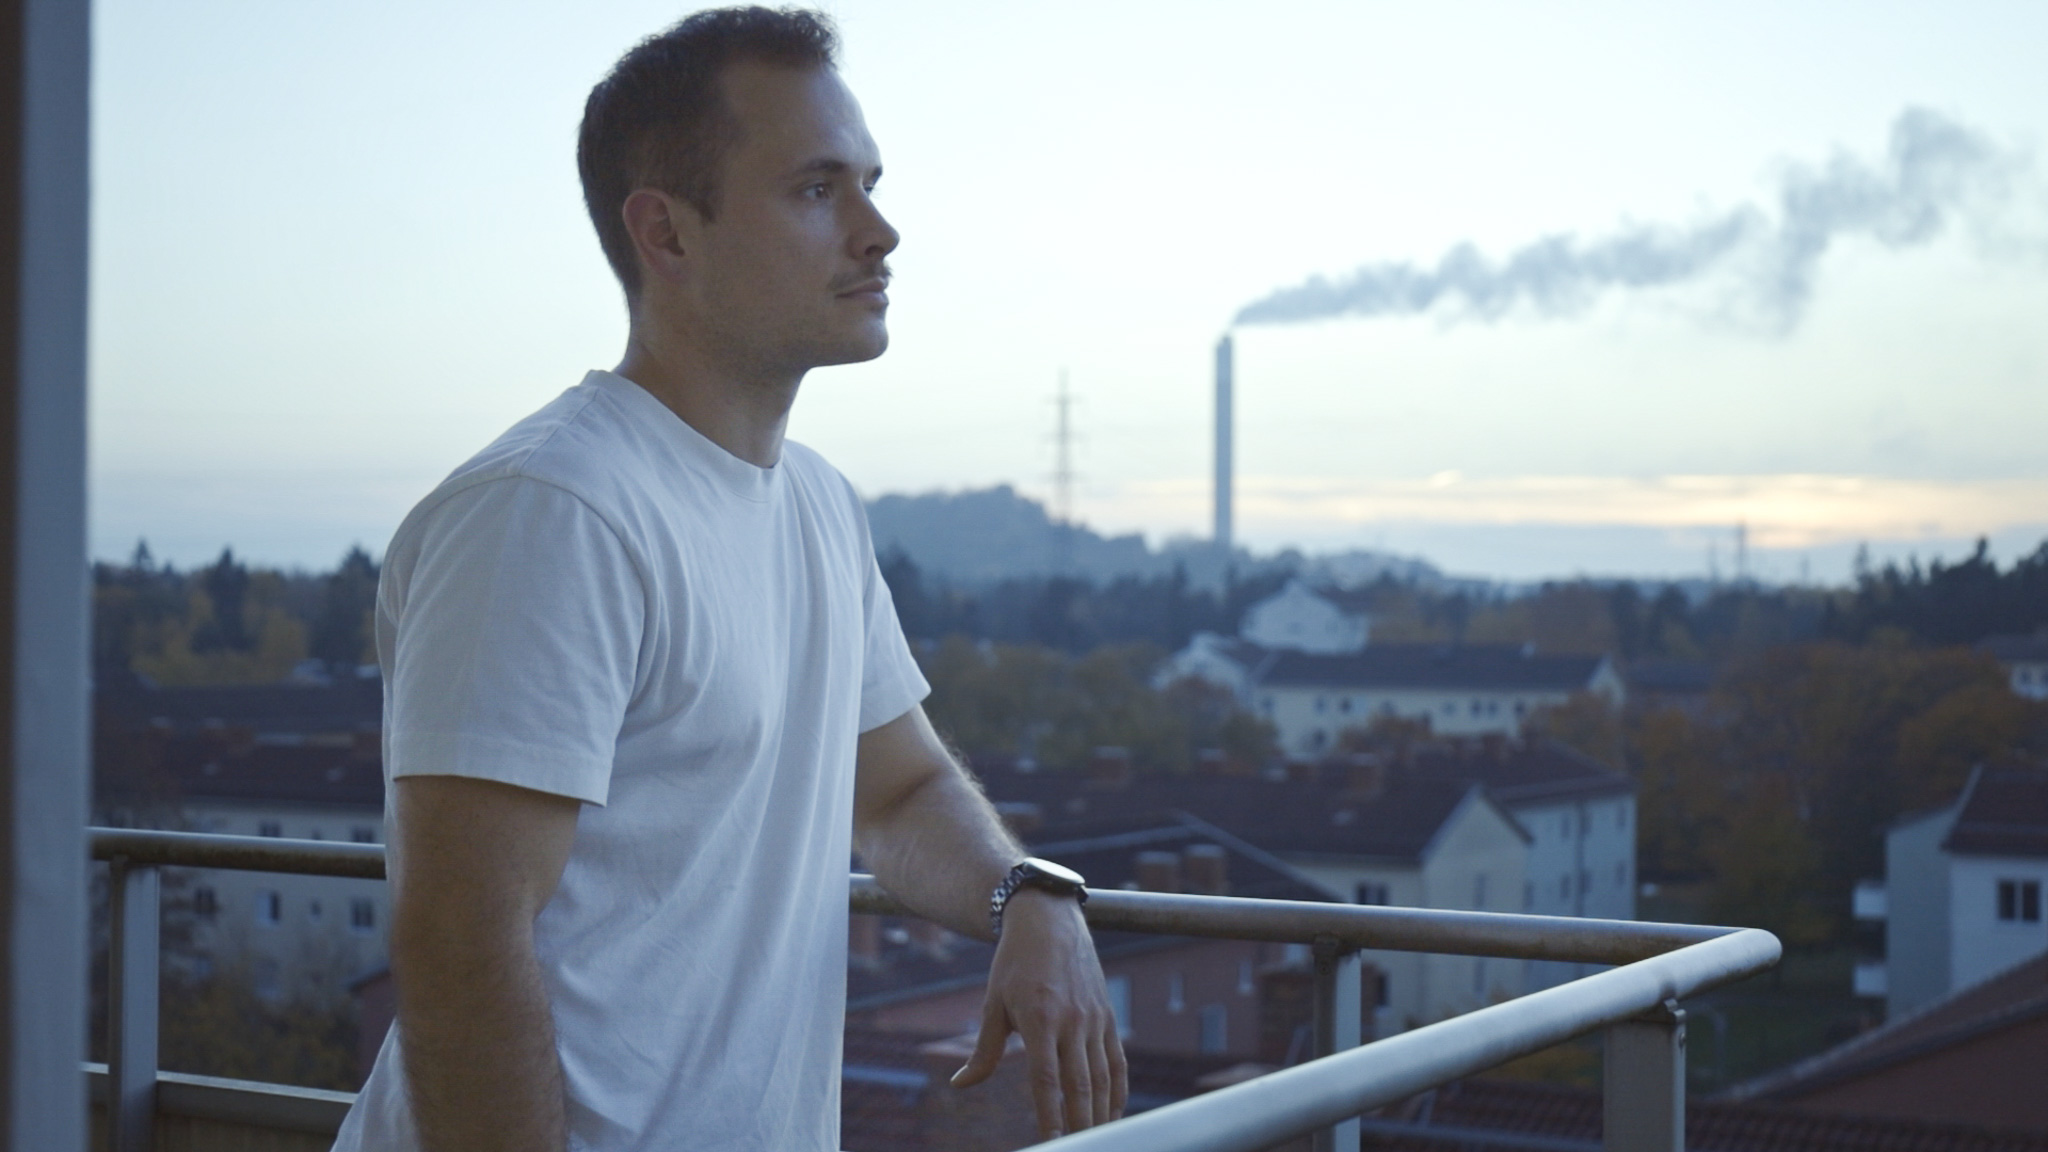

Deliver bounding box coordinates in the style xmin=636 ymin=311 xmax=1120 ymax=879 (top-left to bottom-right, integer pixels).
xmin=1259 ymin=686 xmax=1574 ymax=755
xmin=1948 ymin=854 xmax=2048 ymax=993
xmin=1240 ymin=581 xmax=1367 ymax=655
xmin=177 ymin=800 xmax=390 ymax=998
xmin=1885 ymin=804 xmax=1958 ymax=1019
xmin=1516 ymin=794 xmax=1637 ymax=990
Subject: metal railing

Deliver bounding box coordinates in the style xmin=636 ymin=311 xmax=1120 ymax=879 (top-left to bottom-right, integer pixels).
xmin=91 ymin=828 xmax=1779 ymax=1152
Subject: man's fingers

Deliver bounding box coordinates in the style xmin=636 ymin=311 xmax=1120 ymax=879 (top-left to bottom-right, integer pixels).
xmin=1026 ymin=1025 xmax=1067 ymax=1139
xmin=949 ymin=1002 xmax=1010 ymax=1088
xmin=1106 ymin=1022 xmax=1130 ymax=1120
xmin=1059 ymin=1031 xmax=1094 ymax=1135
xmin=1086 ymin=1031 xmax=1117 ymax=1126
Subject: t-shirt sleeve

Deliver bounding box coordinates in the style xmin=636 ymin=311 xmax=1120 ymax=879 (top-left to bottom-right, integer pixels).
xmin=382 ymin=477 xmax=645 ymax=805
xmin=855 ymin=528 xmax=930 ymax=735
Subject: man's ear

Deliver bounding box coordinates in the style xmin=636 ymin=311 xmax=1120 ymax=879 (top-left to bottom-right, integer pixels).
xmin=621 ymin=189 xmax=692 ymax=288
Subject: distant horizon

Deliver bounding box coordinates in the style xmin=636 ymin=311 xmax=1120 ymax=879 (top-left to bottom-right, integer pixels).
xmin=95 ymin=479 xmax=2047 ymax=591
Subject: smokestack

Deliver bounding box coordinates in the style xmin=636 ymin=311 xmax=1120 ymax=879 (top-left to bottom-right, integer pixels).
xmin=1213 ymin=333 xmax=1233 ymax=552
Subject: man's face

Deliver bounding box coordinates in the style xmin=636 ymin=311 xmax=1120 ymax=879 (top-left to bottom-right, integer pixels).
xmin=671 ymin=62 xmax=898 ymax=377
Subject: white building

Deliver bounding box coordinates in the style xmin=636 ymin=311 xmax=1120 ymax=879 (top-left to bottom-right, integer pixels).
xmin=1158 ymin=582 xmax=1624 ymax=751
xmin=1239 ymin=578 xmax=1371 ymax=654
xmin=1876 ymin=766 xmax=2048 ymax=1020
xmin=96 ymin=683 xmax=390 ymax=1000
xmin=1980 ymin=632 xmax=2048 ymax=702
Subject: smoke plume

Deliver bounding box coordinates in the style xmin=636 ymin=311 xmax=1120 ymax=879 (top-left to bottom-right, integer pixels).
xmin=1234 ymin=108 xmax=2025 ymax=332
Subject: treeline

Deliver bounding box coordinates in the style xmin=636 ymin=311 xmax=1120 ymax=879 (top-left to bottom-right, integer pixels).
xmin=1823 ymin=538 xmax=2048 ymax=645
xmin=916 ymin=638 xmax=1276 ymax=773
xmin=1535 ymin=640 xmax=2048 ymax=945
xmin=94 ymin=543 xmax=379 ymax=687
xmin=880 ymin=547 xmax=1830 ymax=665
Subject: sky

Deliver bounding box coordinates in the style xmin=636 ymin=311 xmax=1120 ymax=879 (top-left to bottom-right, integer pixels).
xmin=90 ymin=0 xmax=2048 ymax=582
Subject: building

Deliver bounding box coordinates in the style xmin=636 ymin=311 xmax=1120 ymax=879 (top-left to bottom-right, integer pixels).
xmin=1724 ymin=951 xmax=2048 ymax=1133
xmin=844 ymin=816 xmax=1345 ymax=1062
xmin=94 ymin=680 xmax=389 ymax=998
xmin=969 ymin=742 xmax=1635 ymax=1027
xmin=1157 ymin=581 xmax=1624 ymax=749
xmin=1981 ymin=632 xmax=2048 ymax=702
xmin=1876 ymin=767 xmax=2048 ymax=1020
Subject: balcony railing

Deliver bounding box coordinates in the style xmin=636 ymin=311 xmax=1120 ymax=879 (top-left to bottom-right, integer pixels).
xmin=90 ymin=827 xmax=1779 ymax=1152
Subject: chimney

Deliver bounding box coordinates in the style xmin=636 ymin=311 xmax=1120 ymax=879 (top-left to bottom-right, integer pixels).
xmin=1183 ymin=844 xmax=1229 ymax=895
xmin=1135 ymin=851 xmax=1182 ymax=892
xmin=1088 ymin=746 xmax=1133 ymax=790
xmin=849 ymin=914 xmax=882 ymax=970
xmin=993 ymin=801 xmax=1043 ymax=840
xmin=1214 ymin=333 xmax=1234 ymax=553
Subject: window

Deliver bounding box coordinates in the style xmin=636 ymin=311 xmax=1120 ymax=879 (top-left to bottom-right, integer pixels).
xmin=1997 ymin=879 xmax=2042 ymax=923
xmin=1472 ymin=873 xmax=1488 ymax=910
xmin=1339 ymin=697 xmax=1352 ymax=714
xmin=1105 ymin=975 xmax=1132 ymax=1039
xmin=1314 ymin=697 xmax=1327 ymax=714
xmin=1559 ymin=875 xmax=1572 ymax=899
xmin=1238 ymin=958 xmax=1255 ymax=997
xmin=1198 ymin=1004 xmax=1229 ymax=1054
xmin=1617 ymin=805 xmax=1629 ymax=830
xmin=1523 ymin=880 xmax=1533 ymax=910
xmin=256 ymin=890 xmax=281 ymax=925
xmin=308 ymin=899 xmax=323 ymax=921
xmin=351 ymin=826 xmax=377 ymax=843
xmin=1580 ymin=868 xmax=1593 ymax=895
xmin=1373 ymin=972 xmax=1390 ymax=1008
xmin=351 ymin=898 xmax=378 ymax=932
xmin=1355 ymin=882 xmax=1390 ymax=906
xmin=1615 ymin=862 xmax=1629 ymax=888
xmin=1167 ymin=971 xmax=1185 ymax=1013
xmin=191 ymin=886 xmax=217 ymax=919
xmin=257 ymin=820 xmax=282 ymax=838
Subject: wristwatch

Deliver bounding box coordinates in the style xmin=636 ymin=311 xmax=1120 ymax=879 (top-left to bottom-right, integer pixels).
xmin=990 ymin=857 xmax=1088 ymax=940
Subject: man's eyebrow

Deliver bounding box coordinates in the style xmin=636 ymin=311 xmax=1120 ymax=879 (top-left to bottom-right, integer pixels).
xmin=788 ymin=157 xmax=884 ymax=181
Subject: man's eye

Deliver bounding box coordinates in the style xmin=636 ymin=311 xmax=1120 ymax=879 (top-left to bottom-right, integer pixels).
xmin=804 ymin=183 xmax=832 ymax=199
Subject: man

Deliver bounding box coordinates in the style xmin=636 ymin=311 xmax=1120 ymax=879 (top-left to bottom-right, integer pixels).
xmin=331 ymin=9 xmax=1126 ymax=1151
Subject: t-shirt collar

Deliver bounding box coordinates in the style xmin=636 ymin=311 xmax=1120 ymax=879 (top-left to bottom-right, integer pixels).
xmin=583 ymin=369 xmax=782 ymax=503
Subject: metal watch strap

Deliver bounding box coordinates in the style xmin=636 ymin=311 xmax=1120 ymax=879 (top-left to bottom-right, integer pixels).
xmin=990 ymin=859 xmax=1087 ymax=940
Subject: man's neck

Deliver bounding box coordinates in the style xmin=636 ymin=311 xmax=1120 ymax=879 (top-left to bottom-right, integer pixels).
xmin=613 ymin=333 xmax=799 ymax=469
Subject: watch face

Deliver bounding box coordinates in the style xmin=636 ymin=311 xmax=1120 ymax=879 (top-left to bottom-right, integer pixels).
xmin=1023 ymin=857 xmax=1086 ymax=890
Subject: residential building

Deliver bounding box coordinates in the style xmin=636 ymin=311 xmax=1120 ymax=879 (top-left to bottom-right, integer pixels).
xmin=94 ymin=680 xmax=389 ymax=997
xmin=1876 ymin=767 xmax=2048 ymax=1020
xmin=1157 ymin=582 xmax=1624 ymax=748
xmin=1725 ymin=951 xmax=2048 ymax=1133
xmin=1981 ymin=631 xmax=2048 ymax=702
xmin=966 ymin=743 xmax=1638 ymax=1029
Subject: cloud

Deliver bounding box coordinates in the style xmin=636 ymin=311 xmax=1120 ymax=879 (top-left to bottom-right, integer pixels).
xmin=1235 ymin=108 xmax=2028 ymax=333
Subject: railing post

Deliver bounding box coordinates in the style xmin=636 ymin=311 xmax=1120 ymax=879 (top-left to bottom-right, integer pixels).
xmin=1604 ymin=999 xmax=1685 ymax=1152
xmin=1310 ymin=936 xmax=1361 ymax=1152
xmin=106 ymin=858 xmax=161 ymax=1152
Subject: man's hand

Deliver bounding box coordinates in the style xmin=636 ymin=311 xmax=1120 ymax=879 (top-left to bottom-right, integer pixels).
xmin=853 ymin=706 xmax=1129 ymax=1138
xmin=949 ymin=891 xmax=1129 ymax=1139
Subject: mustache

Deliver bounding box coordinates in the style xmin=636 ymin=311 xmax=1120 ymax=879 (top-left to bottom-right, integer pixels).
xmin=829 ymin=262 xmax=892 ymax=292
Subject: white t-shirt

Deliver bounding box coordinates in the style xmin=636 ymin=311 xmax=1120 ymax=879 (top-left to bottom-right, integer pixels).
xmin=333 ymin=369 xmax=929 ymax=1152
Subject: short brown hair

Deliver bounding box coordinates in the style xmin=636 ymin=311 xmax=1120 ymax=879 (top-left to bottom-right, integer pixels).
xmin=577 ymin=7 xmax=839 ymax=298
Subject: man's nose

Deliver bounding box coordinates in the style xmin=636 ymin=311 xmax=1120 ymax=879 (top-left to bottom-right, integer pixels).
xmin=853 ymin=199 xmax=899 ymax=260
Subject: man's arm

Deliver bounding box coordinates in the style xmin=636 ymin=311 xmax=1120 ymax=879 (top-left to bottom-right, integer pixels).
xmin=390 ymin=775 xmax=580 ymax=1152
xmin=854 ymin=705 xmax=1129 ymax=1139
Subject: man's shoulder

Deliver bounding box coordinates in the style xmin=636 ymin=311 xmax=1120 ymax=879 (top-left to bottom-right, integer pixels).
xmin=391 ymin=376 xmax=646 ymax=551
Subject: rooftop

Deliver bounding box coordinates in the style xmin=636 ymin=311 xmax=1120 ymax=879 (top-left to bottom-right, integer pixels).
xmin=1942 ymin=769 xmax=2048 ymax=858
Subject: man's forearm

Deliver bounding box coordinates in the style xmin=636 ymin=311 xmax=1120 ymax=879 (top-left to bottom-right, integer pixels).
xmin=854 ymin=763 xmax=1021 ymax=940
xmin=395 ymin=926 xmax=567 ymax=1152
